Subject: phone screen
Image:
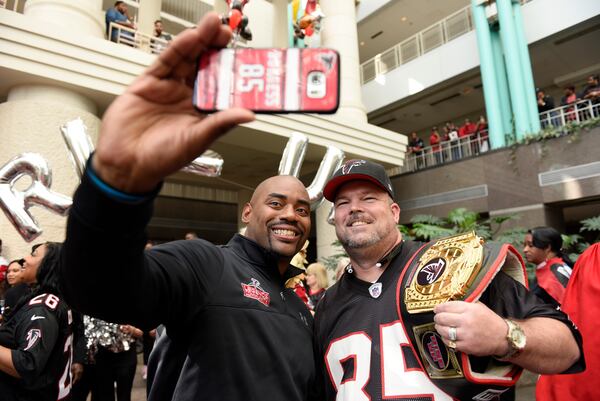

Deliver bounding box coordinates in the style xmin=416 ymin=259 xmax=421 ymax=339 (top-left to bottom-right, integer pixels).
xmin=194 ymin=48 xmax=340 ymax=114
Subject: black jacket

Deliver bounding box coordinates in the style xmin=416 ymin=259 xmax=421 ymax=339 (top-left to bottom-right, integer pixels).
xmin=60 ymin=170 xmax=316 ymax=401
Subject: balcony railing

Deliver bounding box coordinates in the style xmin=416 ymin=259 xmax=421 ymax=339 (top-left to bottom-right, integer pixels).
xmin=0 ymin=0 xmax=23 ymax=11
xmin=109 ymin=22 xmax=171 ymax=55
xmin=392 ymin=99 xmax=600 ymax=175
xmin=361 ymin=0 xmax=535 ymax=85
xmin=360 ymin=6 xmax=473 ymax=84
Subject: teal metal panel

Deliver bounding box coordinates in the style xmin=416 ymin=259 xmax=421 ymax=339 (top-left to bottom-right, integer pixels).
xmin=497 ymin=0 xmax=530 ymax=139
xmin=471 ymin=0 xmax=506 ymax=148
xmin=491 ymin=28 xmax=514 ymax=142
xmin=512 ymin=0 xmax=542 ymax=134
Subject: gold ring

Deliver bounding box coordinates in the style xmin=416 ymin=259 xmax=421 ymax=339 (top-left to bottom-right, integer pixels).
xmin=448 ymin=340 xmax=456 ymax=349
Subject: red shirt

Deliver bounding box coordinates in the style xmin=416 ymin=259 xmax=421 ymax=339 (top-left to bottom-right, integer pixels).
xmin=429 ymin=133 xmax=441 ymax=152
xmin=537 ymin=244 xmax=600 ymax=401
xmin=459 ymin=122 xmax=476 ymax=138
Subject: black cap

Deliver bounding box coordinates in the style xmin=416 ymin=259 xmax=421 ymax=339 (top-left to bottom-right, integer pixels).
xmin=324 ymin=159 xmax=395 ymax=202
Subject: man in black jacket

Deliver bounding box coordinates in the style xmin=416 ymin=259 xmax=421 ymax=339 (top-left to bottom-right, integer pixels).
xmin=59 ymin=13 xmax=316 ymax=401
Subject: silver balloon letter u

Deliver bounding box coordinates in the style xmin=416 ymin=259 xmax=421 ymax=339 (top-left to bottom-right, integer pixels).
xmin=278 ymin=133 xmax=344 ymax=209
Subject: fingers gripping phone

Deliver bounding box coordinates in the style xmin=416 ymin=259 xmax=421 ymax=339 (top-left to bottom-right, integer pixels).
xmin=194 ymin=48 xmax=340 ymax=114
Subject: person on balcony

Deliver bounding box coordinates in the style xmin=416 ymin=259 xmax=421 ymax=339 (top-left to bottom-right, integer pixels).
xmin=536 ymin=89 xmax=557 ymax=129
xmin=152 ymin=20 xmax=173 ymax=54
xmin=475 ymin=115 xmax=489 ymax=152
xmin=446 ymin=121 xmax=460 ymax=161
xmin=106 ymin=1 xmax=135 ymax=44
xmin=459 ymin=118 xmax=477 ymax=155
xmin=561 ymin=85 xmax=579 ymax=122
xmin=581 ymin=74 xmax=600 ymax=118
xmin=407 ymin=132 xmax=425 ymax=169
xmin=429 ymin=126 xmax=442 ymax=165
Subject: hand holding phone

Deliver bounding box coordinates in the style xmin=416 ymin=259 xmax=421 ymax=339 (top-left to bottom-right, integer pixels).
xmin=194 ymin=48 xmax=340 ymax=114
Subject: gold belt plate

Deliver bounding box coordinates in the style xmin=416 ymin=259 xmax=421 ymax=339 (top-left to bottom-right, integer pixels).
xmin=413 ymin=323 xmax=463 ymax=379
xmin=405 ymin=231 xmax=484 ymax=314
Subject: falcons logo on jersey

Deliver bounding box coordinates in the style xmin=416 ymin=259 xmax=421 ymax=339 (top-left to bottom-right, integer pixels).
xmin=23 ymin=328 xmax=42 ymax=351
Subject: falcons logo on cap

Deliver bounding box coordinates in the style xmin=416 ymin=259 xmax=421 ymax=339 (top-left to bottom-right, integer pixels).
xmin=342 ymin=160 xmax=366 ymax=174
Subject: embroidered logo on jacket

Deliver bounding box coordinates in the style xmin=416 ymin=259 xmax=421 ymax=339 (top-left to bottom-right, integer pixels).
xmin=241 ymin=278 xmax=270 ymax=306
xmin=24 ymin=328 xmax=42 ymax=351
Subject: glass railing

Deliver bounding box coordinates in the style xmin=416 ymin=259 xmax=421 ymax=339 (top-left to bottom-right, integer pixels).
xmin=361 ymin=0 xmax=535 ymax=85
xmin=108 ymin=22 xmax=171 ymax=55
xmin=392 ymin=99 xmax=600 ymax=175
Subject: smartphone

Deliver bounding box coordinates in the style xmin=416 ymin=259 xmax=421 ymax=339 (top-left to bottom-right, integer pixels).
xmin=194 ymin=48 xmax=340 ymax=114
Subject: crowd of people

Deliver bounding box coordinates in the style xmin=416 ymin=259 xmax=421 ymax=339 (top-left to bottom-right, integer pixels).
xmin=0 ymin=12 xmax=598 ymax=401
xmin=105 ymin=1 xmax=173 ymax=53
xmin=406 ymin=74 xmax=600 ymax=172
xmin=407 ymin=115 xmax=489 ymax=169
xmin=537 ymin=74 xmax=600 ymax=128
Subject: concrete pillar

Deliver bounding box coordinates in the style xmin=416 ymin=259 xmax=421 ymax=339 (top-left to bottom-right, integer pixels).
xmin=316 ymin=202 xmax=337 ymax=264
xmin=320 ymin=0 xmax=367 ymax=124
xmin=0 ymin=85 xmax=100 ymax=260
xmin=24 ymin=0 xmax=104 ymax=38
xmin=272 ymin=0 xmax=289 ymax=48
xmin=214 ymin=0 xmax=228 ymax=15
xmin=138 ymin=0 xmax=162 ymax=37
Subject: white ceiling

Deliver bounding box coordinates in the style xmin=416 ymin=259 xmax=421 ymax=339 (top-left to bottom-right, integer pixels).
xmin=357 ymin=0 xmax=470 ymax=62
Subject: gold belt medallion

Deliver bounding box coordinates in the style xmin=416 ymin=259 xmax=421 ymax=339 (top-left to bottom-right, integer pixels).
xmin=413 ymin=323 xmax=463 ymax=379
xmin=405 ymin=231 xmax=484 ymax=314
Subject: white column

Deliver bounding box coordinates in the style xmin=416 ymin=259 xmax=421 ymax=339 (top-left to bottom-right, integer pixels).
xmin=0 ymin=85 xmax=100 ymax=260
xmin=272 ymin=0 xmax=289 ymax=48
xmin=320 ymin=0 xmax=367 ymax=124
xmin=214 ymin=0 xmax=228 ymax=15
xmin=24 ymin=0 xmax=105 ymax=38
xmin=316 ymin=201 xmax=338 ymax=263
xmin=138 ymin=0 xmax=162 ymax=37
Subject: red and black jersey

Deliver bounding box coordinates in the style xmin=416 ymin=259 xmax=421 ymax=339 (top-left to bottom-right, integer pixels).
xmin=0 ymin=292 xmax=74 ymax=401
xmin=314 ymin=240 xmax=583 ymax=401
xmin=533 ymin=257 xmax=572 ymax=306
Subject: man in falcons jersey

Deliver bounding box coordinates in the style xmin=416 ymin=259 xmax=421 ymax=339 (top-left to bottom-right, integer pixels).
xmin=313 ymin=160 xmax=583 ymax=401
xmin=0 ymin=242 xmax=74 ymax=401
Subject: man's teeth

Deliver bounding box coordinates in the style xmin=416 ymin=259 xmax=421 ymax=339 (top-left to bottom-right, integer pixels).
xmin=351 ymin=221 xmax=368 ymax=226
xmin=273 ymin=229 xmax=297 ymax=236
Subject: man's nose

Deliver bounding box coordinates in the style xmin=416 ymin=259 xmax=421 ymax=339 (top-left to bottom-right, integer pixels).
xmin=280 ymin=204 xmax=297 ymax=220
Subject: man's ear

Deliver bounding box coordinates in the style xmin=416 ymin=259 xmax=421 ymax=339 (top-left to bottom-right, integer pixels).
xmin=241 ymin=203 xmax=252 ymax=224
xmin=391 ymin=202 xmax=401 ymax=224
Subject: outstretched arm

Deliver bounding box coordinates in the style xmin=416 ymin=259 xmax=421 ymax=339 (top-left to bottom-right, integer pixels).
xmin=95 ymin=12 xmax=254 ymax=193
xmin=61 ymin=13 xmax=254 ymax=328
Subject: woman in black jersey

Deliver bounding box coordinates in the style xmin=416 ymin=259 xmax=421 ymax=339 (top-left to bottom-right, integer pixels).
xmin=0 ymin=242 xmax=74 ymax=401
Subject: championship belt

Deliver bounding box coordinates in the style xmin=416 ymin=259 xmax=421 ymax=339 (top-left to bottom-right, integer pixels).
xmin=396 ymin=232 xmax=528 ymax=400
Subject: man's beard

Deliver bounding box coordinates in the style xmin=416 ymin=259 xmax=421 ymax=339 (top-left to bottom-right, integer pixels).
xmin=338 ymin=230 xmax=382 ymax=249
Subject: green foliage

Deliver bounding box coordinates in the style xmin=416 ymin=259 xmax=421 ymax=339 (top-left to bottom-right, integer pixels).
xmin=320 ymin=240 xmax=347 ymax=271
xmin=580 ymin=216 xmax=600 ymax=233
xmin=494 ymin=227 xmax=528 ymax=249
xmin=401 ymin=208 xmax=515 ymax=243
xmin=323 ymin=207 xmax=600 ymax=275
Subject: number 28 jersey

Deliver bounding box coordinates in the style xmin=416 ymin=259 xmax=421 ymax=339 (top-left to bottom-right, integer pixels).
xmin=0 ymin=293 xmax=74 ymax=401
